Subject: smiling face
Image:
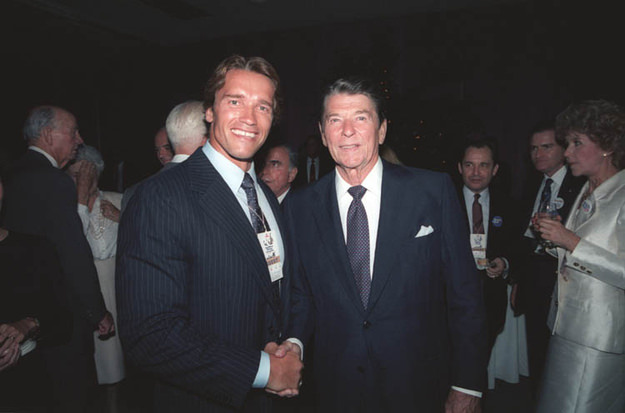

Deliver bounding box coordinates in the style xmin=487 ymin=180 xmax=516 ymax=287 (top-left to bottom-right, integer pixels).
xmin=206 ymin=69 xmax=275 ymax=171
xmin=458 ymin=146 xmax=499 ymax=193
xmin=320 ymin=93 xmax=386 ymax=184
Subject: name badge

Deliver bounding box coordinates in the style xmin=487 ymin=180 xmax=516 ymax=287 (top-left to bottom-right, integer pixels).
xmin=470 ymin=233 xmax=489 ymax=270
xmin=257 ymin=230 xmax=283 ymax=282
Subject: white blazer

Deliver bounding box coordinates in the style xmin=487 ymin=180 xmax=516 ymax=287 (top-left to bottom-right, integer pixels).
xmin=547 ymin=169 xmax=625 ymax=354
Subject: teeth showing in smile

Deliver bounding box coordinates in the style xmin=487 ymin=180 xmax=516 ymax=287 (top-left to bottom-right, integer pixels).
xmin=232 ymin=129 xmax=255 ymax=138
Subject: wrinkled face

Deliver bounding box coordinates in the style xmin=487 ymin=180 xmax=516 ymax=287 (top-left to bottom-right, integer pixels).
xmin=261 ymin=146 xmax=297 ymax=197
xmin=320 ymin=93 xmax=386 ymax=180
xmin=564 ymin=133 xmax=609 ymax=178
xmin=48 ymin=110 xmax=83 ymax=168
xmin=154 ymin=129 xmax=173 ymax=166
xmin=206 ymin=69 xmax=275 ymax=171
xmin=458 ymin=146 xmax=499 ymax=193
xmin=530 ymin=130 xmax=565 ymax=176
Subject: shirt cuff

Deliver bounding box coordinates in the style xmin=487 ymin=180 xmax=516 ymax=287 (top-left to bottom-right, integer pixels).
xmin=451 ymin=386 xmax=482 ymax=398
xmin=286 ymin=338 xmax=304 ymax=360
xmin=252 ymin=351 xmax=270 ymax=388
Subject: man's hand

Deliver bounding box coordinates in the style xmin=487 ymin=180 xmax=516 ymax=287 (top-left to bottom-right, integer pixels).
xmin=445 ymin=389 xmax=481 ymax=413
xmin=0 ymin=324 xmax=22 ymax=372
xmin=97 ymin=311 xmax=115 ymax=339
xmin=264 ymin=341 xmax=303 ymax=397
xmin=485 ymin=257 xmax=505 ymax=279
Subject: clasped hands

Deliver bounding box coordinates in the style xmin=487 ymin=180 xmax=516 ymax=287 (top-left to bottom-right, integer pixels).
xmin=264 ymin=341 xmax=303 ymax=398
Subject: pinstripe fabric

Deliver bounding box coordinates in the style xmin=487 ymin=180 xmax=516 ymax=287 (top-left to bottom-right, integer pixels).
xmin=116 ymin=148 xmax=284 ymax=412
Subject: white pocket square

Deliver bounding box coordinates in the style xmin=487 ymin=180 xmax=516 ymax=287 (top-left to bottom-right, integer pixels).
xmin=415 ymin=225 xmax=434 ymax=238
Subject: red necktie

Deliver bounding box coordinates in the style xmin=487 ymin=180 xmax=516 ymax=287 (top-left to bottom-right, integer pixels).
xmin=472 ymin=193 xmax=484 ymax=234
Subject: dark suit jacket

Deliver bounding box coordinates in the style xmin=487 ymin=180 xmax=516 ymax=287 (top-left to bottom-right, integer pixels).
xmin=284 ymin=161 xmax=488 ymax=412
xmin=121 ymin=160 xmax=180 ymax=214
xmin=293 ymin=153 xmax=333 ymax=189
xmin=458 ymin=186 xmax=519 ymax=349
xmin=116 ymin=148 xmax=288 ymax=412
xmin=1 ymin=149 xmax=106 ymax=326
xmin=515 ymin=169 xmax=585 ymax=313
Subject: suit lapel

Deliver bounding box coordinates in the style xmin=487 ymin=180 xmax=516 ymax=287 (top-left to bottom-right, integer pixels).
xmin=368 ymin=163 xmax=413 ymax=312
xmin=312 ymin=173 xmax=365 ymax=314
xmin=185 ymin=150 xmax=280 ymax=316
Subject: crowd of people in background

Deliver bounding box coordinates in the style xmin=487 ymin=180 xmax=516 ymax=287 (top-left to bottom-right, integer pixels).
xmin=1 ymin=54 xmax=624 ymax=413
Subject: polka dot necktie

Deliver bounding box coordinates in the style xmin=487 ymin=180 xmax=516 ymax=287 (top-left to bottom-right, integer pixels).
xmin=346 ymin=185 xmax=370 ymax=309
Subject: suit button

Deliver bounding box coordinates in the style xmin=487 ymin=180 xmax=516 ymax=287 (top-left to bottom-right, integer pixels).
xmin=573 ymin=262 xmax=579 ymax=267
xmin=357 ymin=366 xmax=365 ymax=373
xmin=580 ymin=266 xmax=586 ymax=270
xmin=363 ymin=321 xmax=371 ymax=329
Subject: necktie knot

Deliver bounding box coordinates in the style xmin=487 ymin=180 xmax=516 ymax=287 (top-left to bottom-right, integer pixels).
xmin=474 ymin=193 xmax=481 ymax=202
xmin=540 ymin=178 xmax=553 ymax=210
xmin=348 ymin=185 xmax=367 ymax=202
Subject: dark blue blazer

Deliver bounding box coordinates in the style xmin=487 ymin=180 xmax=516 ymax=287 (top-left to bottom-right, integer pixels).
xmin=284 ymin=161 xmax=488 ymax=412
xmin=116 ymin=148 xmax=288 ymax=412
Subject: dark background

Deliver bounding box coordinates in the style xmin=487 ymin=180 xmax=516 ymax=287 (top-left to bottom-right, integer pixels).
xmin=2 ymin=0 xmax=622 ymax=196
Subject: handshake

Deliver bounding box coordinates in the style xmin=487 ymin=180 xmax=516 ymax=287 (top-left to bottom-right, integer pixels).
xmin=264 ymin=341 xmax=303 ymax=398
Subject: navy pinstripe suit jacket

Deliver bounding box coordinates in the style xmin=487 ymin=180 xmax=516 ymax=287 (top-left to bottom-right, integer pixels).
xmin=116 ymin=148 xmax=287 ymax=412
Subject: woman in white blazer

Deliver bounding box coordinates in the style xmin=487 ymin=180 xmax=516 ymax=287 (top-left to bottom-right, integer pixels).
xmin=534 ymin=100 xmax=625 ymax=413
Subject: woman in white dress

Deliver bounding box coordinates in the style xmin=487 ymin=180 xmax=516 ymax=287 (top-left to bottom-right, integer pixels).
xmin=535 ymin=100 xmax=625 ymax=413
xmin=67 ymin=146 xmax=125 ymax=390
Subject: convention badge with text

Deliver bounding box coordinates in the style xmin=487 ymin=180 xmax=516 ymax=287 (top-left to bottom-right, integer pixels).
xmin=258 ymin=230 xmax=283 ymax=282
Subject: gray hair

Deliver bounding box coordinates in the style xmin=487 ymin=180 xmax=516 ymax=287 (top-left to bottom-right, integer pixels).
xmin=75 ymin=145 xmax=105 ymax=176
xmin=23 ymin=106 xmax=56 ymax=142
xmin=165 ymin=100 xmax=207 ymax=149
xmin=269 ymin=144 xmax=297 ymax=170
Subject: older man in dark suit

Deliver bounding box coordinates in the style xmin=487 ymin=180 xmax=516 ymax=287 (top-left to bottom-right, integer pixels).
xmin=1 ymin=105 xmax=114 ymax=412
xmin=278 ymin=78 xmax=487 ymax=412
xmin=116 ymin=55 xmax=302 ymax=413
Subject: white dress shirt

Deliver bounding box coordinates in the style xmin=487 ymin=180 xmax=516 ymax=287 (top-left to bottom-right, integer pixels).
xmin=462 ymin=186 xmax=491 ymax=235
xmin=336 ymin=157 xmax=383 ymax=279
xmin=524 ymin=164 xmax=567 ymax=238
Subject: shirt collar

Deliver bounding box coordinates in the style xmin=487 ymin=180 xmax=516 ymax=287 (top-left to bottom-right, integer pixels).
xmin=202 ymin=142 xmax=258 ymax=193
xmin=335 ymin=157 xmax=383 ymax=199
xmin=171 ymin=154 xmax=190 ymax=163
xmin=463 ymin=185 xmax=490 ymax=202
xmin=545 ymin=164 xmax=567 ymax=187
xmin=28 ymin=146 xmax=58 ymax=168
xmin=277 ymin=187 xmax=290 ymax=204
